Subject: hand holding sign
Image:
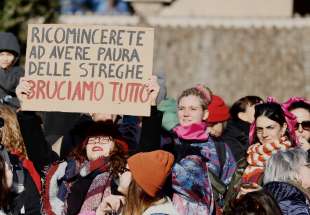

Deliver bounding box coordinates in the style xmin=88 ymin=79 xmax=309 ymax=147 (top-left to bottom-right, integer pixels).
xmin=16 ymin=78 xmax=33 ymax=103
xmin=145 ymin=75 xmax=160 ymax=106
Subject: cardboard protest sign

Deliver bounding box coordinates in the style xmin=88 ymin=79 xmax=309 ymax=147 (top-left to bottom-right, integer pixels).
xmin=22 ymin=24 xmax=154 ymax=116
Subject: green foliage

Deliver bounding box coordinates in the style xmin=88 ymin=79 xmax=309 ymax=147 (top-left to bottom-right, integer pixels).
xmin=0 ymin=0 xmax=60 ymax=63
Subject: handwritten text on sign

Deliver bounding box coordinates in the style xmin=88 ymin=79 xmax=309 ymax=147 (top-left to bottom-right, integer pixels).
xmin=23 ymin=24 xmax=154 ymax=116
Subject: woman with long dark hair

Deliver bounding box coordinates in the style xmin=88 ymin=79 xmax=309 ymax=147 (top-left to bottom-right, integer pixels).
xmin=242 ymin=98 xmax=298 ymax=184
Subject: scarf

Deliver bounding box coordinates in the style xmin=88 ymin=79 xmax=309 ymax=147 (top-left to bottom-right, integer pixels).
xmin=79 ymin=173 xmax=112 ymax=213
xmin=242 ymin=137 xmax=292 ymax=184
xmin=43 ymin=157 xmax=110 ymax=215
xmin=173 ymin=122 xmax=209 ymax=141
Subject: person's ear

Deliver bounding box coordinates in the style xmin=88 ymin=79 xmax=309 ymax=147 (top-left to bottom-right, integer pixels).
xmin=203 ymin=110 xmax=209 ymax=121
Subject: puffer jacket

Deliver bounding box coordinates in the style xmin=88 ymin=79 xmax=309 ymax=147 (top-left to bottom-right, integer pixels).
xmin=264 ymin=181 xmax=310 ymax=215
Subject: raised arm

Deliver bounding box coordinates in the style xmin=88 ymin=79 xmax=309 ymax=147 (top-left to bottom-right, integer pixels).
xmin=16 ymin=79 xmax=59 ymax=175
xmin=138 ymin=76 xmax=163 ymax=152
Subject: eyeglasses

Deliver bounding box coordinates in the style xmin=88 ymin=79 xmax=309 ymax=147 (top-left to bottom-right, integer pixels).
xmin=87 ymin=136 xmax=113 ymax=145
xmin=294 ymin=121 xmax=310 ymax=131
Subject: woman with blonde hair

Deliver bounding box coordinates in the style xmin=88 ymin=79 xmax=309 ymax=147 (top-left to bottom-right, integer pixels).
xmin=139 ymin=82 xmax=236 ymax=214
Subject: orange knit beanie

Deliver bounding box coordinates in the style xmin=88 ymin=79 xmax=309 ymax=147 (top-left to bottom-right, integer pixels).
xmin=127 ymin=150 xmax=174 ymax=197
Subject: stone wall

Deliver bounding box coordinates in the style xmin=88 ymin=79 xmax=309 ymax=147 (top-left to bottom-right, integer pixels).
xmin=60 ymin=16 xmax=310 ymax=105
xmin=153 ymin=26 xmax=309 ymax=104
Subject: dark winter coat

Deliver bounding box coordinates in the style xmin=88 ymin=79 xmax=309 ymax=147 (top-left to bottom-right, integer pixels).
xmin=264 ymin=181 xmax=310 ymax=215
xmin=0 ymin=32 xmax=24 ymax=109
xmin=222 ymin=119 xmax=251 ymax=161
xmin=41 ymin=112 xmax=81 ymax=146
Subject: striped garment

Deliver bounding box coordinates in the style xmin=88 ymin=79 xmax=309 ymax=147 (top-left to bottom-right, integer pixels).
xmin=242 ymin=137 xmax=292 ymax=184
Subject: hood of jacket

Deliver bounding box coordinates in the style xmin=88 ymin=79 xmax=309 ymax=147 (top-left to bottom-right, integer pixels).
xmin=0 ymin=32 xmax=20 ymax=62
xmin=264 ymin=181 xmax=307 ymax=202
xmin=264 ymin=181 xmax=310 ymax=215
xmin=224 ymin=119 xmax=250 ymax=143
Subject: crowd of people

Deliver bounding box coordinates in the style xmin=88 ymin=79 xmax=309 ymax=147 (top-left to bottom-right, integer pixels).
xmin=0 ymin=31 xmax=310 ymax=215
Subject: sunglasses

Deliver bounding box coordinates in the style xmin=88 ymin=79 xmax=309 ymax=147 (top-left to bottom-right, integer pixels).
xmin=294 ymin=121 xmax=310 ymax=131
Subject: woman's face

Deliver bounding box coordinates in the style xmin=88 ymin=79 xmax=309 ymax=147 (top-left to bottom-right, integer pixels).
xmin=298 ymin=163 xmax=310 ymax=189
xmin=178 ymin=95 xmax=208 ymax=126
xmin=86 ymin=136 xmax=115 ymax=161
xmin=256 ymin=116 xmax=286 ymax=145
xmin=117 ymin=164 xmax=132 ymax=195
xmin=5 ymin=162 xmax=13 ymax=188
xmin=290 ymin=108 xmax=310 ymax=142
xmin=0 ymin=51 xmax=15 ymax=70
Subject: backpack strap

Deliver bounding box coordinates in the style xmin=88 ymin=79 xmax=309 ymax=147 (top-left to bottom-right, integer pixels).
xmin=213 ymin=139 xmax=226 ymax=178
xmin=208 ymin=170 xmax=227 ymax=199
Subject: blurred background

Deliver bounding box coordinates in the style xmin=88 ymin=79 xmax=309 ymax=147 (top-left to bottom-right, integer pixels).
xmin=0 ymin=0 xmax=309 ymax=104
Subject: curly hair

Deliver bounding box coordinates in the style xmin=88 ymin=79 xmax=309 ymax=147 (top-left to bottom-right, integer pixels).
xmin=69 ymin=121 xmax=128 ymax=176
xmin=0 ymin=105 xmax=27 ymax=159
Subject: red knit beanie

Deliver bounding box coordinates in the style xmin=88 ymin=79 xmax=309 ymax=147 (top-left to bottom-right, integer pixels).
xmin=207 ymin=95 xmax=230 ymax=123
xmin=127 ymin=150 xmax=174 ymax=197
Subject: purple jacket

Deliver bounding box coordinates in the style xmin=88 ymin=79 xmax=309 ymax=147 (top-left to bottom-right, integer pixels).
xmin=264 ymin=181 xmax=310 ymax=215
